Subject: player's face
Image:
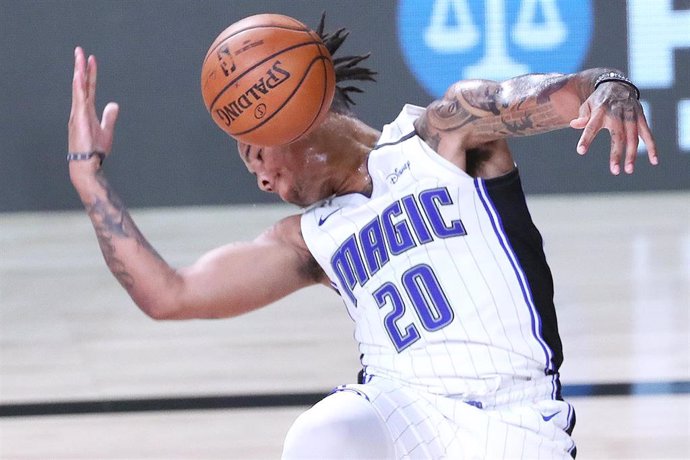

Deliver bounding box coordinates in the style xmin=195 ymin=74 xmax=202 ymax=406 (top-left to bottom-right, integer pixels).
xmin=237 ymin=139 xmax=335 ymax=207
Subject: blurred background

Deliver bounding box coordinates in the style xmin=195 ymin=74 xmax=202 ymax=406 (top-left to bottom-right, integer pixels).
xmin=1 ymin=0 xmax=688 ymax=458
xmin=0 ymin=0 xmax=688 ymax=213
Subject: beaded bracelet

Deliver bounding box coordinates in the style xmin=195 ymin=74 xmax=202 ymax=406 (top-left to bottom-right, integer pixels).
xmin=594 ymin=71 xmax=640 ymax=100
xmin=66 ymin=151 xmax=106 ymax=166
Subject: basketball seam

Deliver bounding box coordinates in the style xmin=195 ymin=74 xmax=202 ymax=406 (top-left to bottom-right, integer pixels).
xmin=231 ymin=54 xmax=332 ymax=139
xmin=291 ymin=43 xmax=331 ymax=142
xmin=208 ymin=40 xmax=323 ymax=112
xmin=203 ymin=24 xmax=309 ymax=64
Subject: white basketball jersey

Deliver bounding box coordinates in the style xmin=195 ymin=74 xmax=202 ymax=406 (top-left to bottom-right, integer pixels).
xmin=301 ymin=104 xmax=564 ymax=401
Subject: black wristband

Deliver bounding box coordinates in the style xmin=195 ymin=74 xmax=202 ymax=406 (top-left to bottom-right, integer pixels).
xmin=594 ymin=71 xmax=640 ymax=100
xmin=66 ymin=151 xmax=106 ymax=166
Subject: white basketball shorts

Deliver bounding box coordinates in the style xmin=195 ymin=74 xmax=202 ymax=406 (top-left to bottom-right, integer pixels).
xmin=330 ymin=375 xmax=577 ymax=459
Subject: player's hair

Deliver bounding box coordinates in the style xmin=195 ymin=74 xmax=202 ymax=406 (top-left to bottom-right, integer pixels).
xmin=315 ymin=13 xmax=377 ymax=116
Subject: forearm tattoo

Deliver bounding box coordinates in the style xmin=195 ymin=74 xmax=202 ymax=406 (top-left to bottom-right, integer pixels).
xmin=424 ymin=74 xmax=574 ymax=141
xmin=84 ymin=172 xmax=164 ymax=290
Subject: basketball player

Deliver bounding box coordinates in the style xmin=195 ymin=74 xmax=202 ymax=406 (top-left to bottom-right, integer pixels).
xmin=67 ymin=16 xmax=657 ymax=459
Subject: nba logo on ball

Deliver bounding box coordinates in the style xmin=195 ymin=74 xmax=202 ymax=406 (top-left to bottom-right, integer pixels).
xmin=397 ymin=0 xmax=593 ymax=98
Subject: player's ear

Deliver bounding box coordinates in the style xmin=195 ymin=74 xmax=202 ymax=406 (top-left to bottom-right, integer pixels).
xmin=236 ymin=142 xmax=255 ymax=171
xmin=236 ymin=141 xmax=248 ymax=158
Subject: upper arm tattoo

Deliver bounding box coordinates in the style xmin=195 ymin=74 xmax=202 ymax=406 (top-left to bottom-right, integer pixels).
xmin=415 ymin=111 xmax=443 ymax=151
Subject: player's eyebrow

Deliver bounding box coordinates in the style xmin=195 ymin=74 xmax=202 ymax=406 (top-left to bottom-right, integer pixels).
xmin=242 ymin=144 xmax=251 ymax=162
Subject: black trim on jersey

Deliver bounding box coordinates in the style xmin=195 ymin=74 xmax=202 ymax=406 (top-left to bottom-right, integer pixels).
xmin=483 ymin=169 xmax=564 ymax=376
xmin=372 ymin=130 xmax=416 ymax=150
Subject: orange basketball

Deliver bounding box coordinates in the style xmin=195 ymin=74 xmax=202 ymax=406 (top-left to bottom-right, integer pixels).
xmin=201 ymin=14 xmax=336 ymax=146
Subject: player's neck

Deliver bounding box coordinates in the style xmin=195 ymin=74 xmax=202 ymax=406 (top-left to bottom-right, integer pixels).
xmin=324 ymin=116 xmax=379 ymax=198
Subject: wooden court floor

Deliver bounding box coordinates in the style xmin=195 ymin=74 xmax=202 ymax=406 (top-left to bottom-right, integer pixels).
xmin=1 ymin=192 xmax=688 ymax=459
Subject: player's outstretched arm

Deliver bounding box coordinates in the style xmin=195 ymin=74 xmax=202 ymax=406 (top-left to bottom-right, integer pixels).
xmin=68 ymin=47 xmax=323 ymax=319
xmin=416 ymin=68 xmax=658 ymax=175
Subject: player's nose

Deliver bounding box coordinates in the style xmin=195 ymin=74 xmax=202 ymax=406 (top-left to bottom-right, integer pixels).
xmin=256 ymin=172 xmax=274 ymax=193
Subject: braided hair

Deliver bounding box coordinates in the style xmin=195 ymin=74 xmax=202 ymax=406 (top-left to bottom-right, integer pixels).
xmin=315 ymin=13 xmax=377 ymax=116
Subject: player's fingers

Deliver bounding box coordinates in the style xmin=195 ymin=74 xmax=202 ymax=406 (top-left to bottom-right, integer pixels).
xmin=69 ymin=52 xmax=91 ymax=152
xmin=71 ymin=47 xmax=86 ymax=115
xmin=623 ymin=120 xmax=639 ymax=174
xmin=101 ymin=102 xmax=119 ymax=134
xmin=87 ymin=55 xmax=97 ymax=111
xmin=569 ymin=116 xmax=588 ymax=130
xmin=98 ymin=102 xmax=120 ymax=154
xmin=608 ymin=126 xmax=625 ymax=175
xmin=569 ymin=103 xmax=591 ymax=130
xmin=576 ymin=107 xmax=605 ymax=155
xmin=73 ymin=46 xmax=83 ymax=80
xmin=637 ymin=114 xmax=659 ymax=165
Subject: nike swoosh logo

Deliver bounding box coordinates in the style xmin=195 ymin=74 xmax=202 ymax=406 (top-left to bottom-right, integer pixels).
xmin=318 ymin=208 xmax=340 ymax=226
xmin=541 ymin=410 xmax=561 ymax=422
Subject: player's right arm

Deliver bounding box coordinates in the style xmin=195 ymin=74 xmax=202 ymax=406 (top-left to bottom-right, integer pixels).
xmin=68 ymin=47 xmax=324 ymax=320
xmin=415 ymin=68 xmax=657 ymax=176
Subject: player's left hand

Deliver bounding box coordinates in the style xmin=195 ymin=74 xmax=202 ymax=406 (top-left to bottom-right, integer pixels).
xmin=569 ymin=82 xmax=658 ymax=175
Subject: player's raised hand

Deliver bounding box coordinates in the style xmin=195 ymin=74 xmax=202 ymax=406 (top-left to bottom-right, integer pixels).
xmin=569 ymin=81 xmax=658 ymax=175
xmin=68 ymin=46 xmax=119 ymax=176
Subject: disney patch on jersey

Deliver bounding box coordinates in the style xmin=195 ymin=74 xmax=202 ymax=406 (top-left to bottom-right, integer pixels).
xmin=383 ymin=160 xmax=411 ymax=185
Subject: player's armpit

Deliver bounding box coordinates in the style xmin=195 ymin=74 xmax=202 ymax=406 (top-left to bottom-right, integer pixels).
xmin=263 ymin=214 xmax=328 ymax=287
xmin=169 ymin=215 xmax=324 ymax=320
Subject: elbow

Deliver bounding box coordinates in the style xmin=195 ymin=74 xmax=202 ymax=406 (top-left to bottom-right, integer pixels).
xmin=133 ymin=273 xmax=193 ymax=320
xmin=136 ymin=297 xmax=188 ymax=321
xmin=142 ymin=303 xmax=237 ymax=321
xmin=136 ymin=296 xmax=235 ymax=321
xmin=145 ymin=307 xmax=180 ymax=321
